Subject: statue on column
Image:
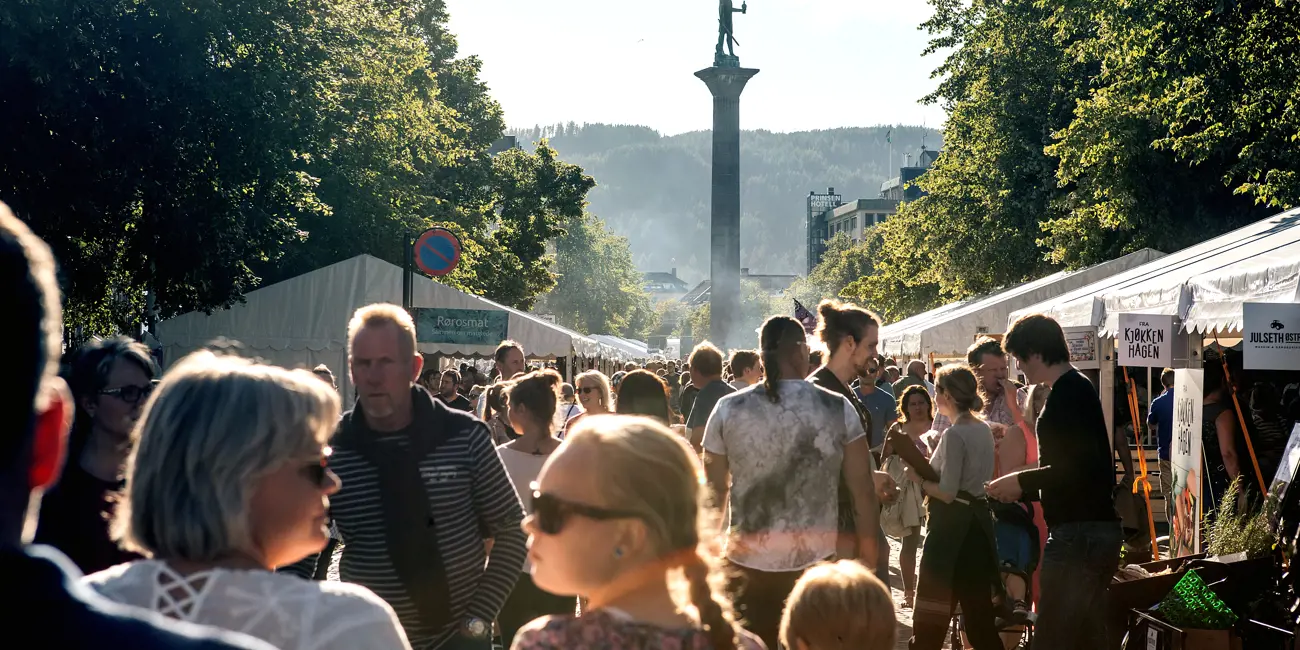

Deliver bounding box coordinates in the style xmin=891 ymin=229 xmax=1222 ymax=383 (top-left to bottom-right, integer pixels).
xmin=716 ymin=0 xmax=747 ymax=65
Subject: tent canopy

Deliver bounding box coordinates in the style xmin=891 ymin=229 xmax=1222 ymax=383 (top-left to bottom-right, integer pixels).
xmin=879 ymin=249 xmax=1164 ymax=358
xmin=1008 ymin=209 xmax=1300 ymax=334
xmin=591 ymin=334 xmax=649 ymax=360
xmin=157 ymin=255 xmax=602 ymax=399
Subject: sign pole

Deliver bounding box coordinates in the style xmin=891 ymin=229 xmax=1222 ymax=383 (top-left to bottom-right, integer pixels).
xmin=402 ymin=230 xmax=413 ymax=314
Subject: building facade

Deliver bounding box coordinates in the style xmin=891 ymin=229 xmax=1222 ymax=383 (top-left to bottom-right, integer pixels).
xmin=825 ymin=199 xmax=899 ymax=243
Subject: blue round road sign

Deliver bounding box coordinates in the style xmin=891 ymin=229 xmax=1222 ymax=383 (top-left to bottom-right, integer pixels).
xmin=413 ymin=228 xmax=461 ymax=277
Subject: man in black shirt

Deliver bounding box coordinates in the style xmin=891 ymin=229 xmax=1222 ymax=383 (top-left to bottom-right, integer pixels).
xmin=685 ymin=342 xmax=736 ymax=450
xmin=436 ymin=369 xmax=474 ymax=411
xmin=0 ymin=204 xmax=273 ymax=650
xmin=988 ymin=314 xmax=1121 ymax=650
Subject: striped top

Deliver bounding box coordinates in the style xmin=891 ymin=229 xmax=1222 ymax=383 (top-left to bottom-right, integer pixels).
xmin=329 ymin=401 xmax=527 ymax=650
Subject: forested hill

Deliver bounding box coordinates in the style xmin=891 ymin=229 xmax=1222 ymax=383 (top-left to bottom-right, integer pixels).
xmin=507 ymin=124 xmax=942 ymax=285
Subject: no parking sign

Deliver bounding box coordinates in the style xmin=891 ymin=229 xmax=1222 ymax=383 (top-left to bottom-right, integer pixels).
xmin=413 ymin=228 xmax=461 ymax=277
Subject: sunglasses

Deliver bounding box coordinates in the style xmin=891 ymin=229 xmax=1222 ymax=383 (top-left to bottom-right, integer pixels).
xmin=530 ymin=488 xmax=640 ymax=535
xmin=299 ymin=446 xmax=334 ymax=488
xmin=579 ymin=386 xmax=601 ymax=395
xmin=99 ymin=381 xmax=159 ymax=405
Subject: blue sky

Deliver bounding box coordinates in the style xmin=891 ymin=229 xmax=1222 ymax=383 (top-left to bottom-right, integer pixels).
xmin=447 ymin=0 xmax=948 ymax=135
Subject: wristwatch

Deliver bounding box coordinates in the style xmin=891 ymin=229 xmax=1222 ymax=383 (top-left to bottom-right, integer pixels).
xmin=461 ymin=616 xmax=490 ymax=640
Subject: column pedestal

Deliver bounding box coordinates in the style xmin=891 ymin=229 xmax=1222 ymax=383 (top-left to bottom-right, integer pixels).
xmin=696 ymin=66 xmax=758 ymax=350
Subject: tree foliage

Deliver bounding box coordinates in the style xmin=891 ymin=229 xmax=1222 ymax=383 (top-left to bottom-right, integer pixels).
xmin=687 ymin=280 xmax=786 ymax=350
xmin=786 ymin=232 xmax=881 ymax=309
xmin=0 ymin=0 xmax=595 ymax=337
xmin=851 ymin=0 xmax=1291 ymax=321
xmin=538 ymin=212 xmax=656 ymax=339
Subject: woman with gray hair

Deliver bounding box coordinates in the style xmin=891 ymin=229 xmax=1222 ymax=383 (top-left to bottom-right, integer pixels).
xmin=84 ymin=351 xmax=411 ymax=650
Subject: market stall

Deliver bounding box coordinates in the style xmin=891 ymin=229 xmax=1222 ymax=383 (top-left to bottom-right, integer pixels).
xmin=879 ymin=248 xmax=1163 ymax=360
xmin=156 ymin=254 xmax=606 ymax=401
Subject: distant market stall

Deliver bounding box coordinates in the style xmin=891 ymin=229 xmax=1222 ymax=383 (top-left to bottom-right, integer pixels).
xmin=879 ymin=248 xmax=1164 ymax=360
xmin=156 ymin=254 xmax=611 ymax=400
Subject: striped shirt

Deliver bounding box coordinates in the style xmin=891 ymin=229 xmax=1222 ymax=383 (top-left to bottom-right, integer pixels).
xmin=328 ymin=401 xmax=527 ymax=650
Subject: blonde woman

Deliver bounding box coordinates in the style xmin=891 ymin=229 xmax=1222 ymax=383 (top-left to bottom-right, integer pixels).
xmin=779 ymin=560 xmax=896 ymax=650
xmin=904 ymin=364 xmax=1001 ymax=650
xmin=85 ymin=352 xmax=411 ymax=650
xmin=512 ymin=416 xmax=763 ymax=650
xmin=560 ymin=370 xmax=611 ymax=437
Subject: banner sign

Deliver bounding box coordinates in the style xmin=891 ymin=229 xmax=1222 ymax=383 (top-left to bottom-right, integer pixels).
xmin=1170 ymin=369 xmax=1204 ymax=557
xmin=1243 ymin=302 xmax=1300 ymax=370
xmin=1118 ymin=313 xmax=1175 ymax=367
xmin=1064 ymin=327 xmax=1099 ymax=369
xmin=1270 ymin=424 xmax=1300 ymax=505
xmin=414 ymin=308 xmax=508 ymax=346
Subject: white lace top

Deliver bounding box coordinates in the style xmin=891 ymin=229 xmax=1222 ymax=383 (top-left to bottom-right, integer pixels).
xmin=85 ymin=560 xmax=412 ymax=650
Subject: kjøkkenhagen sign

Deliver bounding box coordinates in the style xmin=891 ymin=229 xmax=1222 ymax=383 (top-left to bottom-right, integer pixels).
xmin=1243 ymin=302 xmax=1300 ymax=371
xmin=1117 ymin=313 xmax=1174 ymax=367
xmin=414 ymin=308 xmax=508 ymax=346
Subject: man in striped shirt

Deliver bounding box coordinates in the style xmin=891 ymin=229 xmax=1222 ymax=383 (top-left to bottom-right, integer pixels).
xmin=328 ymin=304 xmax=527 ymax=650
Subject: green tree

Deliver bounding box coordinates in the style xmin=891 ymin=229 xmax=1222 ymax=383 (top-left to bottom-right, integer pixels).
xmin=686 ymin=280 xmax=786 ymax=350
xmin=787 ymin=232 xmax=881 ymax=308
xmin=539 ymin=212 xmax=656 ymax=337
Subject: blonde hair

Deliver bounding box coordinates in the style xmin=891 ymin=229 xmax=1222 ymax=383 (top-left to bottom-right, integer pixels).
xmin=565 ymin=416 xmax=739 ymax=650
xmin=114 ymin=351 xmax=341 ymax=561
xmin=780 ymin=560 xmax=896 ymax=650
xmin=574 ymin=370 xmax=612 ymax=409
xmin=348 ymin=303 xmax=417 ymax=359
xmin=935 ymin=363 xmax=983 ymax=413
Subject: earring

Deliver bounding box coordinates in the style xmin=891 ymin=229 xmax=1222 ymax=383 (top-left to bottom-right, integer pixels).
xmin=613 ymin=547 xmax=624 ymax=558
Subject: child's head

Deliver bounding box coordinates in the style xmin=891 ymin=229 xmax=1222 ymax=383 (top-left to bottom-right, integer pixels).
xmin=780 ymin=560 xmax=896 ymax=650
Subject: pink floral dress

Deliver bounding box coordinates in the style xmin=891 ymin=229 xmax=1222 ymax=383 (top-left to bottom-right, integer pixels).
xmin=510 ymin=609 xmax=766 ymax=650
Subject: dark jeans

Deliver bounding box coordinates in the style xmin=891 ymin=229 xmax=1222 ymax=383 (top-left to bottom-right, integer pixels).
xmin=438 ymin=634 xmax=491 ymax=650
xmin=1033 ymin=520 xmax=1123 ymax=650
xmin=727 ymin=561 xmax=807 ymax=650
xmin=909 ymin=523 xmax=1003 ymax=650
xmin=497 ymin=573 xmax=575 ymax=647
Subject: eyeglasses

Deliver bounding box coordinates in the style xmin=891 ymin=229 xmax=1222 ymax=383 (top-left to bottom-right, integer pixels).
xmin=300 ymin=446 xmax=334 ymax=488
xmin=579 ymin=386 xmax=601 ymax=395
xmin=530 ymin=488 xmax=640 ymax=535
xmin=99 ymin=382 xmax=158 ymax=405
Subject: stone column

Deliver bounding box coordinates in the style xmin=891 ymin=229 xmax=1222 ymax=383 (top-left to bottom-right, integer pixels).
xmin=696 ymin=65 xmax=758 ymax=350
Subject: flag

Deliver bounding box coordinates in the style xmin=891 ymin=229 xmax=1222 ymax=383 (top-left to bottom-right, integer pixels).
xmin=886 ymin=129 xmax=891 ymax=144
xmin=794 ymin=299 xmax=818 ymax=335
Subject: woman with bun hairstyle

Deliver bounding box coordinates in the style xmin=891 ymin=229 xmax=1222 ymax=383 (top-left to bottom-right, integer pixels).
xmin=513 ymin=416 xmax=763 ymax=650
xmin=497 ymin=370 xmax=576 ymax=646
xmin=904 ymin=364 xmax=1002 ymax=650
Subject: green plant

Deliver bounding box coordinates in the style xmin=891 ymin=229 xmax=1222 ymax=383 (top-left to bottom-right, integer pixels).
xmin=1206 ymin=477 xmax=1278 ymax=559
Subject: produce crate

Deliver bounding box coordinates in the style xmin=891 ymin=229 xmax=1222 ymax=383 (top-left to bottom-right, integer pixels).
xmin=1126 ymin=610 xmax=1241 ymax=650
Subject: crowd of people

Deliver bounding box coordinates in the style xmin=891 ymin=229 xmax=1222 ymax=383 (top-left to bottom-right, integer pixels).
xmin=6 ymin=193 xmax=1150 ymax=650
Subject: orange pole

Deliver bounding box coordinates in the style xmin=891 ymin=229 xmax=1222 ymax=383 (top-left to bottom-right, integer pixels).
xmin=1123 ymin=367 xmax=1161 ymax=561
xmin=1211 ymin=332 xmax=1267 ymax=495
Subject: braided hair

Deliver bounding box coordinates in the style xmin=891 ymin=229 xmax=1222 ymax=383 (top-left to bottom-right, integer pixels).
xmin=565 ymin=417 xmax=741 ymax=650
xmin=760 ymin=315 xmax=807 ymax=404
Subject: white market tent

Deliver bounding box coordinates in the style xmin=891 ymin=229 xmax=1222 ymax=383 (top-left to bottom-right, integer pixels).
xmin=591 ymin=334 xmax=650 ymax=359
xmin=1007 ymin=208 xmax=1300 ymax=335
xmin=156 ymin=254 xmax=606 ymax=400
xmin=879 ymin=248 xmax=1165 ymax=359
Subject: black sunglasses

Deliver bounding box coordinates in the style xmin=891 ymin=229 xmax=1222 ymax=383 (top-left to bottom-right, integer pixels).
xmin=530 ymin=488 xmax=640 ymax=535
xmin=578 ymin=386 xmax=601 ymax=395
xmin=300 ymin=446 xmax=334 ymax=488
xmin=99 ymin=381 xmax=158 ymax=405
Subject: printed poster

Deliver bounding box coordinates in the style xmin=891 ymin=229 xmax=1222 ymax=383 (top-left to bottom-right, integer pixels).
xmin=1243 ymin=302 xmax=1300 ymax=371
xmin=1064 ymin=326 xmax=1099 ymax=369
xmin=1270 ymin=424 xmax=1300 ymax=503
xmin=1118 ymin=313 xmax=1175 ymax=368
xmin=1170 ymin=369 xmax=1204 ymax=557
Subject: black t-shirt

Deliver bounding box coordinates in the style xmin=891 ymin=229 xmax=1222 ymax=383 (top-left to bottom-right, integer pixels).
xmin=686 ymin=379 xmax=737 ymax=429
xmin=438 ymin=393 xmax=473 ymax=412
xmin=34 ymin=463 xmax=141 ymax=575
xmin=1018 ymin=368 xmax=1119 ymax=527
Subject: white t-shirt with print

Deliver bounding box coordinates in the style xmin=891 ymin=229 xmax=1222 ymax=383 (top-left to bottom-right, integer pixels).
xmin=702 ymin=380 xmax=867 ymax=572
